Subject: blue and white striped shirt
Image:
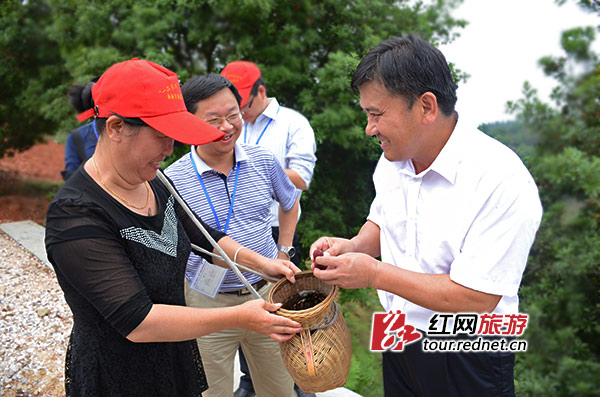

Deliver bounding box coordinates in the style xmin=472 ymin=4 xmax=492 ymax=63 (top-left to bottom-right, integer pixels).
xmin=165 ymin=142 xmax=300 ymax=291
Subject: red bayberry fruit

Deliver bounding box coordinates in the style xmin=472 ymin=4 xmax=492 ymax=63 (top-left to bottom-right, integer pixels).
xmin=313 ymin=249 xmax=327 ymax=270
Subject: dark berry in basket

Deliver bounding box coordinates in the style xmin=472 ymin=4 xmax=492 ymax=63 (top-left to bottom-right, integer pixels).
xmin=281 ymin=290 xmax=328 ymax=310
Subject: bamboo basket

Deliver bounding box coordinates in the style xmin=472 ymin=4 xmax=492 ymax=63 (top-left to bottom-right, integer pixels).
xmin=268 ymin=271 xmax=352 ymax=393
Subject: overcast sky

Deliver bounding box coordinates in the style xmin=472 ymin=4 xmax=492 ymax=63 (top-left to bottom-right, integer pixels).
xmin=438 ymin=0 xmax=599 ymax=128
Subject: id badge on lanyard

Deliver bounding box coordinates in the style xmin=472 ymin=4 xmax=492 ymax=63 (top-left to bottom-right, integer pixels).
xmin=190 ymin=263 xmax=227 ymax=299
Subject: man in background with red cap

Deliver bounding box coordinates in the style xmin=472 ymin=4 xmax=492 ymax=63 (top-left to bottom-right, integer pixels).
xmin=222 ymin=61 xmax=317 ymax=397
xmin=221 ymin=61 xmax=316 ymax=267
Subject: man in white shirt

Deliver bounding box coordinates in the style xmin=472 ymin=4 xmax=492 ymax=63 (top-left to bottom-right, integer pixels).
xmin=222 ymin=61 xmax=317 ymax=266
xmin=310 ymin=35 xmax=543 ymax=396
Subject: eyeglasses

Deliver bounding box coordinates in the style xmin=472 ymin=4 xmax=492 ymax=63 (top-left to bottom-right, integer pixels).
xmin=204 ymin=112 xmax=242 ymax=128
xmin=241 ymin=96 xmax=255 ymax=113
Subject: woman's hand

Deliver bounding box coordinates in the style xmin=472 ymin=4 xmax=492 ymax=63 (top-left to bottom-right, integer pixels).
xmin=237 ymin=299 xmax=302 ymax=342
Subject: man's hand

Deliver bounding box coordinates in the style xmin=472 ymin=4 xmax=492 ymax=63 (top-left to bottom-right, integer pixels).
xmin=260 ymin=257 xmax=300 ymax=283
xmin=312 ymin=252 xmax=380 ymax=289
xmin=309 ymin=236 xmax=354 ymax=268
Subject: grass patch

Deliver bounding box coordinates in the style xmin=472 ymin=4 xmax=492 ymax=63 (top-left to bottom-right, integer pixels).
xmin=0 ymin=177 xmax=63 ymax=200
xmin=339 ymin=287 xmax=384 ymax=397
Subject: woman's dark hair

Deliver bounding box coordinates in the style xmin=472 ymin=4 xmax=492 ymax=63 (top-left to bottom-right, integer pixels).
xmin=181 ymin=74 xmax=242 ymax=114
xmin=351 ymin=34 xmax=458 ymax=116
xmin=68 ymin=77 xmax=99 ymax=114
xmin=90 ymin=115 xmax=147 ymax=136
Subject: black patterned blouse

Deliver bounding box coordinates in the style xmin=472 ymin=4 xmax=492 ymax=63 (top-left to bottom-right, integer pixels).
xmin=45 ymin=168 xmax=225 ymax=396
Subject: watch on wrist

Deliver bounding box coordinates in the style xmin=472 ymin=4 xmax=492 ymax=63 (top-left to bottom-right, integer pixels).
xmin=277 ymin=244 xmax=296 ymax=258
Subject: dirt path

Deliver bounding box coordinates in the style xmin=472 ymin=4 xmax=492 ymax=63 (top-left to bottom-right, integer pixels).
xmin=0 ymin=138 xmax=65 ymax=225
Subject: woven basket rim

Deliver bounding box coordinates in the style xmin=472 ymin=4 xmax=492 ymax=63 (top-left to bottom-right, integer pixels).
xmin=269 ymin=270 xmax=337 ymax=316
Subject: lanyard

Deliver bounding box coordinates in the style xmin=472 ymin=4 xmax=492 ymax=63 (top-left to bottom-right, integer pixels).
xmin=243 ymin=104 xmax=280 ymax=145
xmin=190 ymin=153 xmax=240 ymax=233
xmin=244 ymin=118 xmax=272 ymax=145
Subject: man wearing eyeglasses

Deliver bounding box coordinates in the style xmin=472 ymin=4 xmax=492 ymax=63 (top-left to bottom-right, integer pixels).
xmin=221 ymin=61 xmax=317 ymax=268
xmin=165 ymin=74 xmax=300 ymax=397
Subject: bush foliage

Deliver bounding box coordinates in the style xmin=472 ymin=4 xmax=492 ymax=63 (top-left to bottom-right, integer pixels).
xmin=486 ymin=6 xmax=600 ymax=392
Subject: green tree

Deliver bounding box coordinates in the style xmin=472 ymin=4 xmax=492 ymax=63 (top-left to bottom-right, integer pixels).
xmin=507 ymin=2 xmax=600 ymax=394
xmin=0 ymin=0 xmax=69 ymax=157
xmin=479 ymin=119 xmax=538 ymax=160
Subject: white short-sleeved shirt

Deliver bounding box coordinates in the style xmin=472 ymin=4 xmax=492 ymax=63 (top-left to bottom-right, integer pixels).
xmin=242 ymin=97 xmax=317 ymax=226
xmin=368 ymin=122 xmax=543 ymax=330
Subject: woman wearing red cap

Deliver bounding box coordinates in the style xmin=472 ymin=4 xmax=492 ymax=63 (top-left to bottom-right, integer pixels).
xmin=45 ymin=59 xmax=302 ymax=397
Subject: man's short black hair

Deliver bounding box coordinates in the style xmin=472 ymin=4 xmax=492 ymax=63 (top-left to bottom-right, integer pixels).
xmin=351 ymin=35 xmax=458 ymax=116
xmin=182 ymin=74 xmax=243 ymax=114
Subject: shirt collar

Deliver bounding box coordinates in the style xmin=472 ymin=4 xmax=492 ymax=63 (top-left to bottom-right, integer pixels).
xmin=190 ymin=141 xmax=248 ymax=174
xmin=260 ymin=97 xmax=280 ymax=121
xmin=394 ymin=117 xmax=465 ymax=184
xmin=427 ymin=119 xmax=465 ymax=184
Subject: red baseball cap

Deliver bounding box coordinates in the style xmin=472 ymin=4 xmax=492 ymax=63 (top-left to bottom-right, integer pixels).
xmin=77 ymin=58 xmax=224 ymax=145
xmin=221 ymin=61 xmax=261 ymax=107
